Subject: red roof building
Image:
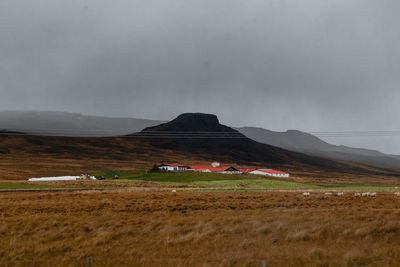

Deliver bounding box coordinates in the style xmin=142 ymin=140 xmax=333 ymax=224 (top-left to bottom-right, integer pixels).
xmin=157 ymin=163 xmax=289 ymax=177
xmin=190 ymin=165 xmax=239 ymax=173
xmin=239 ymin=168 xmax=257 ymax=173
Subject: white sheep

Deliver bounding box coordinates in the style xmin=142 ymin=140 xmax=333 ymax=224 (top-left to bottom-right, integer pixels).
xmin=394 ymin=192 xmax=400 ymax=196
xmin=354 ymin=193 xmax=361 ymax=197
xmin=337 ymin=192 xmax=344 ymax=196
xmin=171 ymin=189 xmax=177 ymax=193
xmin=303 ymin=192 xmax=310 ymax=197
xmin=371 ymin=192 xmax=376 ymax=197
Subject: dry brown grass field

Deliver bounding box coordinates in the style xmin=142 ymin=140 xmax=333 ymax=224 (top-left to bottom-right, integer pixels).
xmin=2 ymin=190 xmax=400 ymax=266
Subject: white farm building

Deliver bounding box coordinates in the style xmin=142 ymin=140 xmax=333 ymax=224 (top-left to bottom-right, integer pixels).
xmin=158 ymin=164 xmax=193 ymax=172
xmin=158 ymin=162 xmax=240 ymax=174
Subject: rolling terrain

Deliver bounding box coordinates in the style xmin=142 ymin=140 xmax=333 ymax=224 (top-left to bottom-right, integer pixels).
xmin=137 ymin=113 xmax=400 ymax=178
xmin=1 ymin=113 xmax=400 ymax=183
xmin=2 ymin=114 xmax=400 ymax=267
xmin=3 ymin=110 xmax=400 ymax=169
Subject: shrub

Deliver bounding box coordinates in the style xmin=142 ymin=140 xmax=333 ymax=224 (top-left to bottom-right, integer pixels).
xmin=149 ymin=164 xmax=160 ymax=173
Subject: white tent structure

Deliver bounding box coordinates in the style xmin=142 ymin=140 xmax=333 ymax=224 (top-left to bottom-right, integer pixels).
xmin=28 ymin=175 xmax=96 ymax=181
xmin=249 ymin=169 xmax=290 ymax=178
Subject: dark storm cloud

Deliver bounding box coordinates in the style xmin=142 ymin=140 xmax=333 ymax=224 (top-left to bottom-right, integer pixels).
xmin=1 ymin=0 xmax=400 ymax=153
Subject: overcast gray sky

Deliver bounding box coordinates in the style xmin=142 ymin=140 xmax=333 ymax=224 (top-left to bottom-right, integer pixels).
xmin=1 ymin=0 xmax=400 ymax=153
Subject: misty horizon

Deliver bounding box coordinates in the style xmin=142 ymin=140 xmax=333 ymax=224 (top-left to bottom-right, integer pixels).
xmin=1 ymin=0 xmax=399 ymax=153
xmin=2 ymin=2 xmax=400 ymax=265
xmin=1 ymin=109 xmax=399 ymax=155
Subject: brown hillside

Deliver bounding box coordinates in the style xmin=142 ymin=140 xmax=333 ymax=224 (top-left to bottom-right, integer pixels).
xmin=1 ymin=113 xmax=400 ymax=182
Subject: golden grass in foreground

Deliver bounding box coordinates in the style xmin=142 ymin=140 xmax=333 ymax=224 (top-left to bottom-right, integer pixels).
xmin=1 ymin=191 xmax=400 ymax=266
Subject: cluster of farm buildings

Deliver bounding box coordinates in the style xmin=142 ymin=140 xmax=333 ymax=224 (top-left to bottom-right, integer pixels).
xmin=158 ymin=162 xmax=290 ymax=178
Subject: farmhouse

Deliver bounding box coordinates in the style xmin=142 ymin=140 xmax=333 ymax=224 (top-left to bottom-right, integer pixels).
xmin=158 ymin=164 xmax=193 ymax=172
xmin=158 ymin=162 xmax=240 ymax=174
xmin=241 ymin=168 xmax=290 ymax=178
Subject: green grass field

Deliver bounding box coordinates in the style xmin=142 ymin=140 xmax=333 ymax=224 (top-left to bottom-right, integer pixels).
xmin=97 ymin=169 xmax=317 ymax=189
xmin=96 ymin=170 xmax=399 ymax=191
xmin=0 ymin=170 xmax=396 ymax=191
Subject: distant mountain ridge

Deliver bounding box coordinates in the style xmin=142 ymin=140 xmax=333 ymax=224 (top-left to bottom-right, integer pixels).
xmin=0 ymin=110 xmax=164 ymax=136
xmin=1 ymin=111 xmax=400 ymax=179
xmin=237 ymin=127 xmax=400 ymax=167
xmin=130 ymin=113 xmax=400 ymax=176
xmin=1 ymin=110 xmax=400 ymax=168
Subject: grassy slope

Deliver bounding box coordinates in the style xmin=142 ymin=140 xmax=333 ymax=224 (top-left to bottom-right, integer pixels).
xmin=96 ymin=170 xmax=399 ymax=191
xmin=3 ymin=134 xmax=400 ymax=184
xmin=96 ymin=170 xmax=319 ymax=189
xmin=0 ymin=170 xmax=396 ymax=190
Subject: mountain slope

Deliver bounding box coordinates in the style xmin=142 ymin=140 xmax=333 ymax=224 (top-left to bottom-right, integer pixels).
xmin=237 ymin=127 xmax=400 ymax=167
xmin=1 ymin=112 xmax=400 ymax=180
xmin=2 ymin=110 xmax=397 ymax=165
xmin=137 ymin=113 xmax=400 ymax=175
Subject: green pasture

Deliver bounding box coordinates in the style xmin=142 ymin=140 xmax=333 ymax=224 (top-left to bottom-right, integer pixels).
xmin=96 ymin=169 xmax=399 ymax=191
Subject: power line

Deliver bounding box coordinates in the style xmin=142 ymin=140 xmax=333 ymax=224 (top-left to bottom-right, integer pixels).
xmin=0 ymin=132 xmax=247 ymax=139
xmin=312 ymin=131 xmax=400 ymax=138
xmin=0 ymin=128 xmax=243 ymax=134
xmin=4 ymin=126 xmax=400 ymax=134
xmin=3 ymin=127 xmax=400 ymax=138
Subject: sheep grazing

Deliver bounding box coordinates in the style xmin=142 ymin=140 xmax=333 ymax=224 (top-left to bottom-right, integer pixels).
xmin=303 ymin=192 xmax=310 ymax=197
xmin=394 ymin=192 xmax=400 ymax=196
xmin=361 ymin=192 xmax=371 ymax=197
xmin=354 ymin=193 xmax=361 ymax=197
xmin=337 ymin=192 xmax=344 ymax=196
xmin=171 ymin=189 xmax=177 ymax=193
xmin=370 ymin=192 xmax=376 ymax=197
